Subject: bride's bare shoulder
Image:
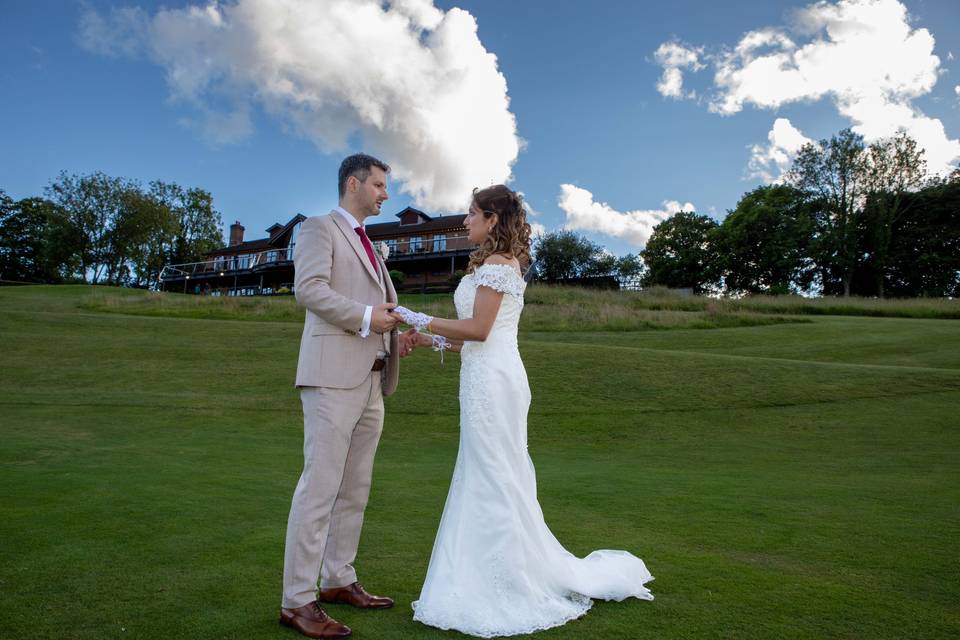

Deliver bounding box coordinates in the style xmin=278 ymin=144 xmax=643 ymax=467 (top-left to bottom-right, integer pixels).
xmin=482 ymin=253 xmax=521 ymax=270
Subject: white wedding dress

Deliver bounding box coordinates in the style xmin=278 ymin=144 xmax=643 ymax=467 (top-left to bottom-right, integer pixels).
xmin=412 ymin=264 xmax=654 ymax=637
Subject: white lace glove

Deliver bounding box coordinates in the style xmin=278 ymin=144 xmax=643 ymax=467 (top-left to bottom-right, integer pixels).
xmin=395 ymin=306 xmax=452 ymax=363
xmin=393 ymin=305 xmax=433 ymax=332
xmin=431 ymin=334 xmax=452 ymax=364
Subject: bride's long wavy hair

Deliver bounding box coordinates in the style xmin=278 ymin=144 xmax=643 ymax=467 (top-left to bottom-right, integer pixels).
xmin=466 ymin=185 xmax=532 ymax=273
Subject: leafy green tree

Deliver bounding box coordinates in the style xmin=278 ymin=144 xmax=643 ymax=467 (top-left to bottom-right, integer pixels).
xmin=116 ymin=188 xmax=178 ymax=288
xmin=0 ymin=192 xmax=62 ymax=283
xmin=881 ymin=172 xmax=960 ymax=297
xmin=532 ymin=231 xmax=604 ymax=281
xmin=862 ymin=132 xmax=928 ymax=298
xmin=582 ymin=251 xmax=617 ymax=278
xmin=44 ymin=171 xmax=132 ymax=283
xmin=641 ymin=211 xmax=720 ymax=294
xmin=40 ymin=173 xmax=223 ymax=287
xmin=788 ymin=128 xmax=868 ymax=297
xmin=715 ymin=185 xmax=815 ymax=294
xmin=532 ymin=231 xmax=641 ymax=286
xmin=615 ymin=253 xmax=645 ymax=282
xmin=150 ymin=182 xmax=223 ymax=266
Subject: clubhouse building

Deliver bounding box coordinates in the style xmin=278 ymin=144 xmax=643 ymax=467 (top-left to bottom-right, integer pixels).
xmin=158 ymin=207 xmax=471 ymax=295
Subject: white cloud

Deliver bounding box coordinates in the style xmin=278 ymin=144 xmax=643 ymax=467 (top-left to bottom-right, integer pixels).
xmin=748 ymin=117 xmax=814 ymax=182
xmin=76 ymin=6 xmax=150 ymax=57
xmin=529 ymin=221 xmax=547 ymax=238
xmin=654 ymin=41 xmax=704 ymax=99
xmin=516 ymin=191 xmax=546 ymax=236
xmin=178 ymin=105 xmax=254 ymax=147
xmin=77 ymin=0 xmax=520 ymax=212
xmin=656 ymin=0 xmax=960 ymax=175
xmin=558 ymin=184 xmax=694 ymax=248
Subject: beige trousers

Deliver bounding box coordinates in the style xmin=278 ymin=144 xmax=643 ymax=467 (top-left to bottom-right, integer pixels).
xmin=281 ymin=372 xmax=384 ymax=609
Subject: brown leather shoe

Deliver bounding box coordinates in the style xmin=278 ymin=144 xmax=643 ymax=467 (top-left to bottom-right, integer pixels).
xmin=317 ymin=582 xmax=395 ymax=609
xmin=279 ymin=601 xmax=352 ymax=639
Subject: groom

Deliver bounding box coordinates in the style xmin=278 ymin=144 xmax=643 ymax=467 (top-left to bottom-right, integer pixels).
xmin=280 ymin=153 xmax=401 ymax=639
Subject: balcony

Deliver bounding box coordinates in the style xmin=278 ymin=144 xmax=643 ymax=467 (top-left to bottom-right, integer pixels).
xmin=159 ymin=246 xmax=295 ymax=283
xmin=379 ymin=234 xmax=472 ymax=261
xmin=158 ymin=233 xmax=475 ymax=294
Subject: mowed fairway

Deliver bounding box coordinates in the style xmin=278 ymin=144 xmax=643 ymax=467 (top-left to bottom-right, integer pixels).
xmin=1 ymin=286 xmax=958 ymax=640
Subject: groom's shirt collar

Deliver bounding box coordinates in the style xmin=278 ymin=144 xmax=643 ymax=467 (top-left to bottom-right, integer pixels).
xmin=334 ymin=205 xmax=364 ymax=229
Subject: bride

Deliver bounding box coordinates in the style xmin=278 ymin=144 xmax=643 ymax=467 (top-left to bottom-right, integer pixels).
xmin=398 ymin=185 xmax=654 ymax=637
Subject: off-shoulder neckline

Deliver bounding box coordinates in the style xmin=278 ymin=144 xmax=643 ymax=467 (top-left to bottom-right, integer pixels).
xmin=473 ymin=263 xmax=523 ymax=279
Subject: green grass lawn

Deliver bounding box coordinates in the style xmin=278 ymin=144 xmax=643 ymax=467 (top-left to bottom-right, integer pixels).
xmin=1 ymin=285 xmax=958 ymax=639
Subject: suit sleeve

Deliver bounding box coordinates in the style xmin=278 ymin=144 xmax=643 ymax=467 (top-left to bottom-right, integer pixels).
xmin=294 ymin=217 xmax=367 ymax=331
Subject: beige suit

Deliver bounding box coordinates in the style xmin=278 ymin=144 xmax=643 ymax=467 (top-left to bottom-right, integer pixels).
xmin=282 ymin=211 xmax=399 ymax=609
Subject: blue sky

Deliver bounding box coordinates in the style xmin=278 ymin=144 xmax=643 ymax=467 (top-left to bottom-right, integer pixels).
xmin=2 ymin=0 xmax=959 ymax=256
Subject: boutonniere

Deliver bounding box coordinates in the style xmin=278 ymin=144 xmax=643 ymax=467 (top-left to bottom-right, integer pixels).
xmin=378 ymin=241 xmax=390 ymax=260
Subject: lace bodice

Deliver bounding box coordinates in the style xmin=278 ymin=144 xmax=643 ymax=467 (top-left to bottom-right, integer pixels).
xmin=453 ymin=264 xmax=526 ymax=351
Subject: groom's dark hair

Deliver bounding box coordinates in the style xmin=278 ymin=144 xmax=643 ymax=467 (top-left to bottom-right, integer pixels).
xmin=338 ymin=153 xmax=391 ymax=198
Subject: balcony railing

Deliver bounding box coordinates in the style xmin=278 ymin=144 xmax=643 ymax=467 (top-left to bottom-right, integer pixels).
xmin=159 ymin=234 xmax=473 ymax=281
xmin=160 ymin=247 xmax=294 ymax=281
xmin=380 ymin=233 xmax=472 ymax=257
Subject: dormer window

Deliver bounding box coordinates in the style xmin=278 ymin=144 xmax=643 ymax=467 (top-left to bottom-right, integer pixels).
xmin=397 ymin=207 xmax=433 ymax=226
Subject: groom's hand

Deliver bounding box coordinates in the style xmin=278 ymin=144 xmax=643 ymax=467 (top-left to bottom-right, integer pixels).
xmin=371 ymin=303 xmax=400 ymax=334
xmin=399 ymin=328 xmax=419 ymax=357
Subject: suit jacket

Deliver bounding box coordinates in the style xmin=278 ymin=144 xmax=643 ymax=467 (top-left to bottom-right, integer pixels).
xmin=293 ymin=212 xmax=399 ymax=396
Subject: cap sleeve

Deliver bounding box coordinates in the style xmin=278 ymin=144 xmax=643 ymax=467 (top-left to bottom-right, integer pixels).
xmin=473 ymin=264 xmax=526 ymax=297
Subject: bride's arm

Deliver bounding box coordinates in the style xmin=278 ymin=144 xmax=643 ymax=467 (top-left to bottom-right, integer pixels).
xmin=410 ymin=331 xmax=464 ymax=353
xmin=427 ymin=286 xmax=504 ymax=342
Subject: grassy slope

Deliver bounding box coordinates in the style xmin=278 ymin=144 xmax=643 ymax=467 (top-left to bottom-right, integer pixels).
xmin=1 ymin=285 xmax=958 ymax=639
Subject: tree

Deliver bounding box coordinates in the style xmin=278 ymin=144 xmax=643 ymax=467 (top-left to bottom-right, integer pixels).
xmin=151 ymin=182 xmax=223 ymax=266
xmin=44 ymin=171 xmax=130 ymax=283
xmin=532 ymin=231 xmax=605 ymax=281
xmin=788 ymin=128 xmax=868 ymax=297
xmin=615 ymin=254 xmax=644 ymax=282
xmin=881 ymin=172 xmax=960 ymax=297
xmin=715 ymin=185 xmax=815 ymax=294
xmin=117 ymin=188 xmax=178 ymax=288
xmin=0 ymin=192 xmax=61 ymax=283
xmin=862 ymin=131 xmax=927 ymax=298
xmin=640 ymin=211 xmax=720 ymax=294
xmin=531 ymin=231 xmax=642 ymax=285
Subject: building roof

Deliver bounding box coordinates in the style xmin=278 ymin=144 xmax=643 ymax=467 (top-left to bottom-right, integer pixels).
xmin=208 ymin=238 xmax=272 ymax=256
xmin=206 ymin=209 xmax=462 ymax=256
xmin=366 ymin=213 xmax=466 ymax=239
xmin=208 ymin=213 xmax=306 ymax=255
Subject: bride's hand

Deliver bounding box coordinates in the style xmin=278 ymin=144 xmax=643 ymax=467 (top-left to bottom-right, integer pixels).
xmin=393 ymin=305 xmax=433 ymax=333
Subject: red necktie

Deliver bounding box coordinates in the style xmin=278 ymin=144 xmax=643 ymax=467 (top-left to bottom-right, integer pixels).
xmin=354 ymin=226 xmax=379 ymax=275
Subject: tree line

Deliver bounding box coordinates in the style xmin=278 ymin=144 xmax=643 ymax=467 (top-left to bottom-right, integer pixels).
xmin=536 ymin=129 xmax=959 ymax=298
xmin=0 ymin=172 xmax=223 ymax=288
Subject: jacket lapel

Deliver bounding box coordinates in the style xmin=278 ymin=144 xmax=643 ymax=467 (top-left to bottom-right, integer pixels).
xmin=329 ymin=211 xmax=380 ymax=286
xmin=375 ymin=250 xmax=389 ymax=297
xmin=380 ymin=251 xmax=396 ymax=302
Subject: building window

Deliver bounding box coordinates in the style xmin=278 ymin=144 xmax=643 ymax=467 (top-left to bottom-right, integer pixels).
xmin=409 ymin=236 xmax=422 ymax=253
xmin=267 ymin=250 xmax=278 ymax=263
xmin=433 ymin=234 xmax=447 ymax=252
xmin=386 ymin=238 xmax=397 ymax=254
xmin=214 ymin=255 xmax=225 ymax=271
